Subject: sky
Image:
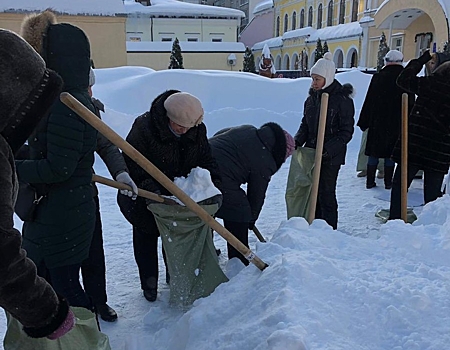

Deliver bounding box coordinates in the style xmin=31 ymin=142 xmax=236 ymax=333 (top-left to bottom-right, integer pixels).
xmin=1 ymin=68 xmax=450 ymax=350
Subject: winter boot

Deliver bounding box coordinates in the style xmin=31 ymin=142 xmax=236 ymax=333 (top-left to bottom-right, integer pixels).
xmin=384 ymin=166 xmax=395 ymax=189
xmin=366 ymin=164 xmax=377 ymax=189
xmin=143 ymin=277 xmax=158 ymax=302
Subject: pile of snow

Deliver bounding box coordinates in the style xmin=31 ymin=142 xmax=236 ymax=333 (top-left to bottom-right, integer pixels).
xmin=172 ymin=167 xmax=221 ymax=204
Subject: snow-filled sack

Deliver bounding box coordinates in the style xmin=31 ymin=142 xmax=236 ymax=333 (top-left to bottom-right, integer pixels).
xmin=170 ymin=167 xmax=221 ymax=204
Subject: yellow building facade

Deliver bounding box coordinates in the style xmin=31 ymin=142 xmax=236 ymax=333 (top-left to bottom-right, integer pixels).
xmin=253 ymin=0 xmax=450 ymax=72
xmin=0 ymin=12 xmax=127 ymax=68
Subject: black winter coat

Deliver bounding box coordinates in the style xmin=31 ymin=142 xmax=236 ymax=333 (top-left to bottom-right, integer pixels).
xmin=392 ymin=56 xmax=450 ymax=173
xmin=357 ymin=65 xmax=414 ymax=158
xmin=118 ymin=90 xmax=221 ymax=229
xmin=295 ymin=80 xmax=355 ymax=165
xmin=16 ymin=22 xmax=97 ymax=269
xmin=210 ymin=123 xmax=287 ymax=223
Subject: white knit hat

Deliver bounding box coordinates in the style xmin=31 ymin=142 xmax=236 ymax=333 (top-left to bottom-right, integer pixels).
xmin=89 ymin=68 xmax=95 ymax=87
xmin=384 ymin=50 xmax=403 ymax=64
xmin=164 ymin=92 xmax=204 ymax=128
xmin=310 ymin=52 xmax=335 ymax=89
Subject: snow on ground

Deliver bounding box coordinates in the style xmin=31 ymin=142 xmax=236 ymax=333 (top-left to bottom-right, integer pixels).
xmin=2 ymin=68 xmax=449 ymax=350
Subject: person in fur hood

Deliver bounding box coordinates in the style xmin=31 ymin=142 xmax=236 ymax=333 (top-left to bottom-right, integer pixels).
xmin=389 ymin=50 xmax=450 ymax=220
xmin=209 ymin=123 xmax=295 ymax=265
xmin=0 ymin=29 xmax=75 ymax=340
xmin=16 ymin=10 xmax=97 ymax=310
xmin=294 ymin=52 xmax=355 ymax=230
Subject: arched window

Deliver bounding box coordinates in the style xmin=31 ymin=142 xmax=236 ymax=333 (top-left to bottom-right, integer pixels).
xmin=276 ymin=16 xmax=280 ymax=36
xmin=317 ymin=4 xmax=323 ymax=29
xmin=300 ymin=9 xmax=305 ymax=28
xmin=327 ymin=1 xmax=333 ymax=26
xmin=352 ymin=0 xmax=359 ymax=22
xmin=308 ymin=6 xmax=313 ymax=27
xmin=284 ymin=14 xmax=289 ymax=33
xmin=339 ymin=0 xmax=345 ymax=24
xmin=292 ymin=11 xmax=297 ymax=30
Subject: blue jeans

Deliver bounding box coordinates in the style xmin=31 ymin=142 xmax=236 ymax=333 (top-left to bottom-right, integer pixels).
xmin=368 ymin=156 xmax=394 ymax=167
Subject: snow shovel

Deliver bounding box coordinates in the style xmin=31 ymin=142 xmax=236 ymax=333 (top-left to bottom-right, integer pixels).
xmin=61 ymin=92 xmax=268 ymax=271
xmin=251 ymin=225 xmax=266 ymax=243
xmin=307 ymin=93 xmax=329 ymax=225
xmin=401 ymin=93 xmax=409 ymax=223
xmin=92 ymin=174 xmax=179 ymax=206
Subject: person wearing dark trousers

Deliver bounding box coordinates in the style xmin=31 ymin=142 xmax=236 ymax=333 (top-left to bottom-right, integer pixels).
xmin=357 ymin=50 xmax=414 ymax=190
xmin=82 ymin=69 xmax=138 ymax=321
xmin=294 ymin=52 xmax=355 ymax=230
xmin=118 ymin=90 xmax=221 ymax=302
xmin=389 ymin=50 xmax=450 ymax=220
xmin=209 ymin=123 xmax=295 ymax=265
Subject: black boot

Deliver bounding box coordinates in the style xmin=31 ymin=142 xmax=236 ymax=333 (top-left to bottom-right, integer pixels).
xmin=96 ymin=303 xmax=118 ymax=322
xmin=366 ymin=164 xmax=377 ymax=189
xmin=143 ymin=277 xmax=158 ymax=302
xmin=384 ymin=166 xmax=395 ymax=189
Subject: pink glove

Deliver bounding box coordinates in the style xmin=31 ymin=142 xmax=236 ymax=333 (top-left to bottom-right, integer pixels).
xmin=47 ymin=308 xmax=75 ymax=340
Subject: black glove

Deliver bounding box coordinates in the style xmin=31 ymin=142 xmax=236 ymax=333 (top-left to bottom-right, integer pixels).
xmin=295 ymin=141 xmax=301 ymax=150
xmin=417 ymin=50 xmax=432 ymax=65
xmin=248 ymin=221 xmax=255 ymax=230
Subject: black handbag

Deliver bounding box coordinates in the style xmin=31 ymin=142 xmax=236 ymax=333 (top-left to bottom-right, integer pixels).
xmin=14 ymin=182 xmax=44 ymax=222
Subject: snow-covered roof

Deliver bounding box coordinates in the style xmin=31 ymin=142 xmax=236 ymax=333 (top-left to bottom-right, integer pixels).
xmin=0 ymin=0 xmax=124 ymax=16
xmin=282 ymin=26 xmax=315 ymax=40
xmin=253 ymin=0 xmax=273 ymax=15
xmin=305 ymin=22 xmax=362 ymax=43
xmin=124 ymin=0 xmax=245 ymax=18
xmin=252 ymin=36 xmax=283 ymax=51
xmin=127 ymin=41 xmax=246 ymax=52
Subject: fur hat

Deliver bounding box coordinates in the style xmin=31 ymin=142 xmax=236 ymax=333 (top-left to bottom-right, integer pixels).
xmin=20 ymin=10 xmax=57 ymax=57
xmin=310 ymin=52 xmax=335 ymax=89
xmin=384 ymin=50 xmax=403 ymax=64
xmin=89 ymin=68 xmax=96 ymax=87
xmin=284 ymin=130 xmax=295 ymax=160
xmin=0 ymin=29 xmax=63 ymax=154
xmin=164 ymin=92 xmax=204 ymax=128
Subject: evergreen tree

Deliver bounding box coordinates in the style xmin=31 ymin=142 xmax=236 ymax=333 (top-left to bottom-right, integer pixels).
xmin=315 ymin=38 xmax=324 ymax=62
xmin=377 ymin=32 xmax=390 ymax=72
xmin=168 ymin=38 xmax=184 ymax=69
xmin=323 ymin=41 xmax=329 ymax=54
xmin=243 ymin=47 xmax=256 ymax=73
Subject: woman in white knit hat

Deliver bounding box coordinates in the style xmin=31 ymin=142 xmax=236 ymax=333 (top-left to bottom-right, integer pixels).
xmin=294 ymin=52 xmax=355 ymax=230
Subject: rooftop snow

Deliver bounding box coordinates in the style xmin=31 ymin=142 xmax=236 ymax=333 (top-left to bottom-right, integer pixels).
xmin=124 ymin=0 xmax=245 ymax=18
xmin=305 ymin=21 xmax=363 ymax=43
xmin=253 ymin=0 xmax=273 ymax=15
xmin=0 ymin=0 xmax=125 ymax=16
xmin=252 ymin=36 xmax=283 ymax=51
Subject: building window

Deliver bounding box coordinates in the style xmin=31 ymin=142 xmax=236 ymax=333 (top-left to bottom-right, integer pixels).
xmin=212 ymin=38 xmax=222 ymax=42
xmin=391 ymin=37 xmax=403 ymax=52
xmin=339 ymin=0 xmax=345 ymax=24
xmin=308 ymin=6 xmax=313 ymax=27
xmin=300 ymin=9 xmax=305 ymax=28
xmin=161 ymin=37 xmax=172 ymax=42
xmin=284 ymin=14 xmax=289 ymax=33
xmin=276 ymin=16 xmax=280 ymax=36
xmin=327 ymin=1 xmax=333 ymax=26
xmin=352 ymin=0 xmax=358 ymax=22
xmin=187 ymin=38 xmax=198 ymax=42
xmin=292 ymin=11 xmax=297 ymax=30
xmin=317 ymin=4 xmax=323 ymax=29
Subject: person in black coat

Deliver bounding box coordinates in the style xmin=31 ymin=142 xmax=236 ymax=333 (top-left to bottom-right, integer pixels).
xmin=389 ymin=50 xmax=450 ymax=219
xmin=117 ymin=90 xmax=221 ymax=302
xmin=357 ymin=50 xmax=414 ymax=190
xmin=209 ymin=123 xmax=295 ymax=265
xmin=295 ymin=52 xmax=355 ymax=230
